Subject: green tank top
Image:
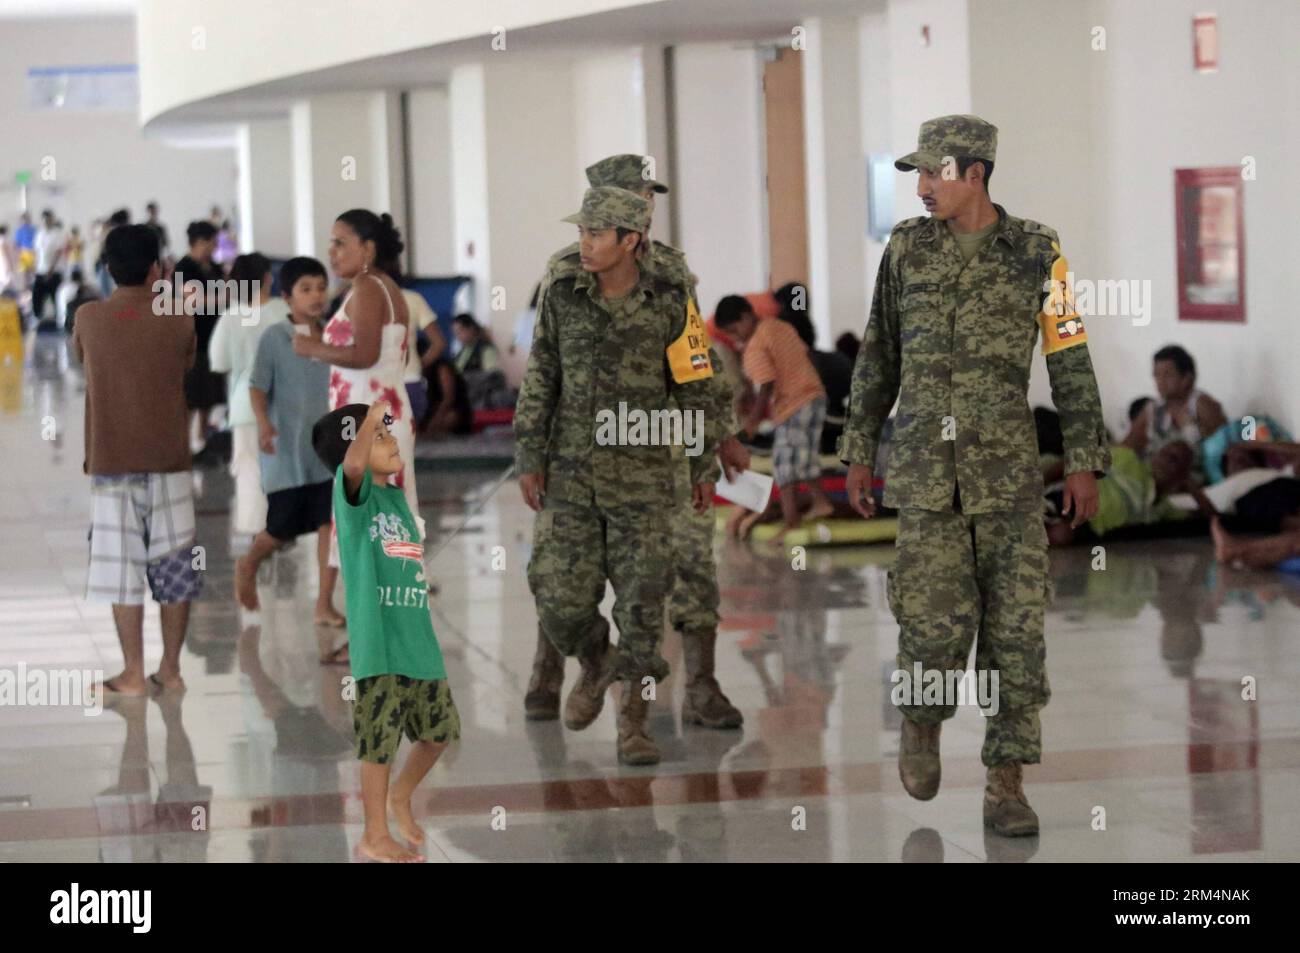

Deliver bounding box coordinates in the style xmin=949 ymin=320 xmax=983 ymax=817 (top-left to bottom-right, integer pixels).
xmin=333 ymin=466 xmax=446 ymax=681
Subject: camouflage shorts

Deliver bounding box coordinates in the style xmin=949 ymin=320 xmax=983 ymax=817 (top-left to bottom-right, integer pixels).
xmin=352 ymin=675 xmax=461 ymax=764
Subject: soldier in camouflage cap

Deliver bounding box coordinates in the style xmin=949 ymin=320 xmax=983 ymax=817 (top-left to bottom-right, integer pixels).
xmin=585 ymin=153 xmax=669 ymax=194
xmin=562 ymin=185 xmax=652 ymax=232
xmin=894 ymin=114 xmax=997 ymax=173
xmin=841 ymin=114 xmax=1110 ymax=836
xmin=522 ymin=157 xmax=748 ymax=737
xmin=515 ymin=180 xmax=730 ymax=765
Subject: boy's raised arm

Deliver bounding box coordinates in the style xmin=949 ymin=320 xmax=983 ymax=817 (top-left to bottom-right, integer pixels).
xmin=343 ymin=401 xmax=389 ymax=499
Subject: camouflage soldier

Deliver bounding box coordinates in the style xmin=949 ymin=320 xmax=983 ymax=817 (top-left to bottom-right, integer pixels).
xmin=841 ymin=116 xmax=1109 ymax=836
xmin=516 ymin=186 xmax=724 ymax=765
xmin=523 ymin=154 xmax=746 ymax=732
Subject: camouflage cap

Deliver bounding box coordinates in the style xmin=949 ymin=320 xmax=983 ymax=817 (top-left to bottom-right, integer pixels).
xmin=562 ymin=186 xmax=652 ymax=232
xmin=895 ymin=114 xmax=998 ymax=172
xmin=584 ymin=154 xmax=669 ymax=194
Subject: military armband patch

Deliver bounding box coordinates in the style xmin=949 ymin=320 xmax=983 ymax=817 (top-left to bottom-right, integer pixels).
xmin=667 ymin=298 xmax=714 ymax=383
xmin=1039 ymin=242 xmax=1088 ymax=355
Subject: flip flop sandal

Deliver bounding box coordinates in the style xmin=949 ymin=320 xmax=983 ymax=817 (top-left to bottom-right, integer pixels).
xmin=147 ymin=673 xmax=186 ymax=695
xmin=96 ymin=676 xmax=148 ymax=699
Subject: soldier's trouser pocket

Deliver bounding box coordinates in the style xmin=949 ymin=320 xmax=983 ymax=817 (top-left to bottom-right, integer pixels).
xmin=970 ymin=510 xmax=1050 ymax=765
xmin=891 ymin=508 xmax=981 ymax=726
xmin=527 ymin=501 xmax=608 ymax=657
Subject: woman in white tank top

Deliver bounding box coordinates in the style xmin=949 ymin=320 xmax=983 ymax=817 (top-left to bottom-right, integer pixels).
xmin=292 ymin=211 xmax=424 ymax=592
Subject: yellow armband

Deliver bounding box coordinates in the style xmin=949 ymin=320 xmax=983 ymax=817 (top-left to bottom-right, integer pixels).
xmin=1039 ymin=242 xmax=1088 ymax=355
xmin=667 ymin=298 xmax=714 ymax=383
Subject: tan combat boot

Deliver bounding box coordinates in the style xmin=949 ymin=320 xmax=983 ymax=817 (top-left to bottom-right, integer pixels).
xmin=680 ymin=629 xmax=743 ymax=729
xmin=983 ymin=761 xmax=1039 ymax=837
xmin=563 ymin=621 xmax=617 ymax=731
xmin=616 ymin=679 xmax=661 ymax=766
xmin=898 ymin=719 xmax=942 ymax=800
xmin=524 ymin=626 xmax=565 ymax=721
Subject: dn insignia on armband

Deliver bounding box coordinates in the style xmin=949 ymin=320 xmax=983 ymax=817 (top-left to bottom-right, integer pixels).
xmin=667 ymin=299 xmax=714 ymax=383
xmin=1039 ymin=242 xmax=1088 ymax=355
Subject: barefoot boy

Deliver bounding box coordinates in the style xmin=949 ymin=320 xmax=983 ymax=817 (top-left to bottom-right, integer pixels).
xmin=312 ymin=400 xmax=459 ymax=863
xmin=235 ymin=257 xmax=345 ymax=642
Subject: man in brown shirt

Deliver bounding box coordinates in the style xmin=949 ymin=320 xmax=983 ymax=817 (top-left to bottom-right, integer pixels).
xmin=73 ymin=224 xmax=201 ymax=698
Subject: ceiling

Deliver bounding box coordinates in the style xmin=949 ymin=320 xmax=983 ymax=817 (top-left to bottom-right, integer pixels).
xmin=145 ymin=0 xmax=882 ymax=131
xmin=0 ymin=0 xmax=134 ymax=17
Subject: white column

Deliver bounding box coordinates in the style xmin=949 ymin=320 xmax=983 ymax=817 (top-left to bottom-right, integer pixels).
xmin=672 ymin=43 xmax=766 ymax=319
xmin=641 ymin=44 xmax=672 ymax=248
xmin=572 ymin=48 xmax=648 ymax=196
xmin=236 ymin=118 xmax=295 ymax=257
xmin=407 ymin=86 xmax=456 ymax=275
xmin=448 ymin=63 xmax=490 ymax=319
xmin=288 ymin=91 xmax=404 ymax=258
xmin=802 ymin=16 xmax=867 ymax=346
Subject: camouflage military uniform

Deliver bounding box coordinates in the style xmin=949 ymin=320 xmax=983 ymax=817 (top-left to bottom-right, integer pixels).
xmin=840 ymin=116 xmax=1109 ymax=769
xmin=517 ymin=187 xmax=722 ymax=685
xmin=524 ymin=157 xmax=743 ymax=732
xmin=544 ymin=233 xmax=738 ymax=639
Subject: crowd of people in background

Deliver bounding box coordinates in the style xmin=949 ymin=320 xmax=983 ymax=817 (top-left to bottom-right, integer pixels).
xmin=20 ymin=198 xmax=1300 ymax=697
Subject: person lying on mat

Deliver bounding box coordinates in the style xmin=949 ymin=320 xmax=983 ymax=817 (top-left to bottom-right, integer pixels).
xmin=1046 ymin=441 xmax=1198 ymax=546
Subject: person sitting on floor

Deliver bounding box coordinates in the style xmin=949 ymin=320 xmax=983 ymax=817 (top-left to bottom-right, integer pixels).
xmin=717 ymin=296 xmax=833 ymax=544
xmin=1122 ymin=345 xmax=1227 ymax=464
xmin=452 ymin=313 xmax=513 ymax=410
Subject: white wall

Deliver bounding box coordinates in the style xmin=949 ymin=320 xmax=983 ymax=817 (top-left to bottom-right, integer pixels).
xmin=407 ymin=86 xmax=456 ymax=275
xmin=968 ymin=0 xmax=1100 ymax=412
xmin=672 ymin=43 xmax=767 ymax=318
xmin=802 ymin=17 xmax=867 ymax=346
xmin=885 ymin=0 xmax=972 ymax=222
xmin=1089 ymin=0 xmax=1300 ymax=435
xmin=0 ymin=17 xmax=233 ymax=258
xmin=858 ymin=0 xmax=891 ymax=320
xmin=236 ymin=118 xmax=294 ymax=257
xmin=449 ymin=64 xmax=490 ymax=319
xmin=289 ymin=91 xmax=400 ymax=259
xmin=481 ymin=56 xmax=578 ymax=380
xmin=572 ymin=49 xmax=648 ymax=196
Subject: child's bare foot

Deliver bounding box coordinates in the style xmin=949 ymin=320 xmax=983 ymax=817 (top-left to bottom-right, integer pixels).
xmin=725 ymin=507 xmax=748 ymax=540
xmin=737 ymin=509 xmax=766 ymax=541
xmin=767 ymin=525 xmax=795 ymax=549
xmin=319 ymin=642 xmax=350 ymax=666
xmin=234 ymin=555 xmax=260 ymax=611
xmin=806 ymin=499 xmax=834 ymax=521
xmin=389 ymin=795 xmax=426 ymax=845
xmin=315 ymin=604 xmax=346 ymax=627
xmin=147 ymin=671 xmax=186 ymax=695
xmin=1210 ymin=517 xmax=1236 ymax=564
xmin=358 ymin=833 xmax=424 ymax=863
xmin=94 ymin=672 xmax=149 ymax=698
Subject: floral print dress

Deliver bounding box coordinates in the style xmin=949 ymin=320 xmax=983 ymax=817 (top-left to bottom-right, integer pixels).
xmin=323 ymin=275 xmax=421 ymax=536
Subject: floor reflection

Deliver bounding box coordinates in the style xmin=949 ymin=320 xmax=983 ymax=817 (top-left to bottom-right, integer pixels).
xmin=1 ymin=325 xmax=1297 ymax=861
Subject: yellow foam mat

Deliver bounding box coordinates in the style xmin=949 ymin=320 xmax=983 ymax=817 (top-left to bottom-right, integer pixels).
xmin=746 ymin=453 xmax=844 ymax=477
xmin=716 ymin=513 xmax=899 ymax=547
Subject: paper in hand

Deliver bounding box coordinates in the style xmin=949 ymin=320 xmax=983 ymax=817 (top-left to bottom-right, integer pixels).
xmin=715 ymin=469 xmax=774 ymax=512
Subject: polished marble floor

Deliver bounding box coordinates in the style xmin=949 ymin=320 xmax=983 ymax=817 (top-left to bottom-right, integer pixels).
xmin=2 ymin=332 xmax=1298 ymax=862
